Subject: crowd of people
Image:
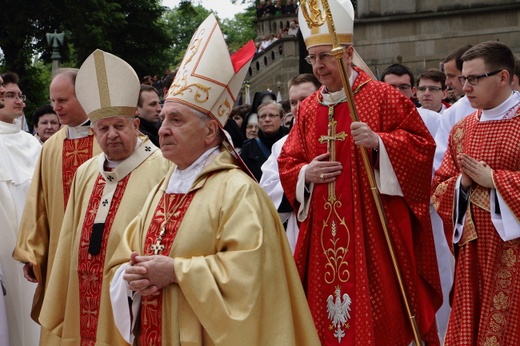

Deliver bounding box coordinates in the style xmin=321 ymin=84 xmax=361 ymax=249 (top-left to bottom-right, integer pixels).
xmin=1 ymin=0 xmax=520 ymax=345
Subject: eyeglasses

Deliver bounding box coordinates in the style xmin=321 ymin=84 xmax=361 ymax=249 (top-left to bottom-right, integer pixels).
xmin=389 ymin=84 xmax=412 ymax=91
xmin=258 ymin=113 xmax=280 ymax=120
xmin=417 ymin=86 xmax=443 ymax=92
xmin=305 ymin=52 xmax=334 ymax=65
xmin=4 ymin=92 xmax=27 ymax=101
xmin=457 ymin=70 xmax=502 ymax=86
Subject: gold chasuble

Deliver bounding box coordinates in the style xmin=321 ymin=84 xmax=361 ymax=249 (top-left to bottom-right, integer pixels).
xmin=39 ymin=138 xmax=171 ymax=345
xmin=14 ymin=126 xmax=101 ymax=325
xmin=433 ymin=107 xmax=520 ymax=345
xmin=108 ymin=149 xmax=320 ymax=345
xmin=278 ymin=67 xmax=442 ymax=345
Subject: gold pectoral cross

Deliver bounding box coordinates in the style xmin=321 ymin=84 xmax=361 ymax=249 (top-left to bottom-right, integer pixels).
xmin=319 ymin=104 xmax=347 ymax=201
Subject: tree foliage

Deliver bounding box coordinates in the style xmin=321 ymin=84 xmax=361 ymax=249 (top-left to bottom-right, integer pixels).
xmin=163 ymin=2 xmax=213 ymax=69
xmin=163 ymin=0 xmax=256 ymax=69
xmin=0 ymin=0 xmax=255 ymax=123
xmin=0 ymin=0 xmax=171 ymax=121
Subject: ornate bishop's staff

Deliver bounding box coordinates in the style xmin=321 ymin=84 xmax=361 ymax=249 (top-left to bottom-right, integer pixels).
xmin=300 ymin=1 xmax=423 ymax=344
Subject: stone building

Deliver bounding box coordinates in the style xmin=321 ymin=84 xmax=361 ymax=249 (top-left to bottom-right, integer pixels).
xmin=245 ymin=0 xmax=520 ymax=99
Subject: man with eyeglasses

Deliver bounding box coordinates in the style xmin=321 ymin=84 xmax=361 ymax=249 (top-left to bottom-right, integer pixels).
xmin=417 ymin=69 xmax=449 ymax=114
xmin=380 ymin=63 xmax=420 ymax=106
xmin=278 ymin=0 xmax=441 ymax=344
xmin=380 ymin=63 xmax=440 ymax=137
xmin=0 ymin=72 xmax=42 ymax=345
xmin=433 ymin=40 xmax=520 ymax=345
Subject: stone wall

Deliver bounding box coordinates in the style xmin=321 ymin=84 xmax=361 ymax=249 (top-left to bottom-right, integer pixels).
xmin=246 ymin=1 xmax=520 ymax=99
xmin=354 ymin=1 xmax=520 ymax=78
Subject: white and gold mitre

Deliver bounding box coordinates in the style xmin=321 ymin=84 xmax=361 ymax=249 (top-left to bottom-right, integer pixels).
xmin=165 ymin=14 xmax=255 ymax=128
xmin=298 ymin=0 xmax=354 ymax=49
xmin=76 ymin=49 xmax=140 ymax=122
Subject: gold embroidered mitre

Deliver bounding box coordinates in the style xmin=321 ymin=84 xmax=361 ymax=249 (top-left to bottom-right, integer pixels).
xmin=298 ymin=0 xmax=375 ymax=80
xmin=165 ymin=14 xmax=255 ymax=128
xmin=76 ymin=49 xmax=140 ymax=122
xmin=298 ymin=0 xmax=354 ymax=49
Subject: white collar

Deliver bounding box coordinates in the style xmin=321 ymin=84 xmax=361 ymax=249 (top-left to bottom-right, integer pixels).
xmin=321 ymin=70 xmax=357 ymax=105
xmin=104 ymin=138 xmax=143 ymax=169
xmin=481 ymin=91 xmax=520 ymax=122
xmin=67 ymin=119 xmax=91 ymax=139
xmin=0 ymin=118 xmax=21 ymax=134
xmin=166 ymin=146 xmax=220 ymax=194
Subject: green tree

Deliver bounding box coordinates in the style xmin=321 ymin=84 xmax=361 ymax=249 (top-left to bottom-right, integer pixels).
xmin=163 ymin=0 xmax=256 ymax=69
xmin=221 ymin=6 xmax=257 ymax=53
xmin=0 ymin=0 xmax=171 ymax=123
xmin=163 ymin=2 xmax=213 ymax=69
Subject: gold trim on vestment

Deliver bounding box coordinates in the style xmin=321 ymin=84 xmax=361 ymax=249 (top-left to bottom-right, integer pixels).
xmin=305 ymin=33 xmax=352 ymax=48
xmin=88 ymin=107 xmax=136 ymax=122
xmin=93 ymin=50 xmax=110 ymax=108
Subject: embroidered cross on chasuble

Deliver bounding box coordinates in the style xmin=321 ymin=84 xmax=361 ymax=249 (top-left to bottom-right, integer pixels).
xmin=140 ymin=192 xmax=195 ymax=345
xmin=62 ymin=135 xmax=95 ymax=207
xmin=308 ymin=98 xmax=358 ymax=344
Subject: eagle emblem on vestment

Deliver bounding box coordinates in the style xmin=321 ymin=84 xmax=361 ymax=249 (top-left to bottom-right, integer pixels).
xmin=326 ymin=287 xmax=352 ymax=343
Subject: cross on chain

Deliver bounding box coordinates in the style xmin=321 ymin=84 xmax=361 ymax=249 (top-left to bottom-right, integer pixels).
xmin=318 ymin=104 xmax=347 ymax=202
xmin=150 ymin=228 xmax=166 ymax=255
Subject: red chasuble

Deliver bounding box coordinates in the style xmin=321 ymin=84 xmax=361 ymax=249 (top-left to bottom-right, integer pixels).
xmin=77 ymin=174 xmax=130 ymax=345
xmin=62 ymin=135 xmax=95 ymax=207
xmin=279 ymin=67 xmax=441 ymax=345
xmin=433 ymin=109 xmax=520 ymax=345
xmin=140 ymin=193 xmax=195 ymax=346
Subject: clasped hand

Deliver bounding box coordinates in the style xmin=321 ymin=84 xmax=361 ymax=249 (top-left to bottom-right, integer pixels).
xmin=457 ymin=153 xmax=495 ymax=190
xmin=123 ymin=252 xmax=176 ymax=296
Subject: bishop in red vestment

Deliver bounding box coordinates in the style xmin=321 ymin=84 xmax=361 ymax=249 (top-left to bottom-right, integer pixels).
xmin=278 ymin=1 xmax=441 ymax=344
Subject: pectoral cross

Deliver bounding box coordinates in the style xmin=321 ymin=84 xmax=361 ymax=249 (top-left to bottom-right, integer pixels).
xmin=150 ymin=240 xmax=165 ymax=255
xmin=150 ymin=228 xmax=166 ymax=255
xmin=318 ymin=104 xmax=347 ymax=201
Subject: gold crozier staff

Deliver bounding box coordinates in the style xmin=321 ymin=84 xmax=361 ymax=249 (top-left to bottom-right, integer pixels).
xmin=301 ymin=0 xmax=423 ymax=344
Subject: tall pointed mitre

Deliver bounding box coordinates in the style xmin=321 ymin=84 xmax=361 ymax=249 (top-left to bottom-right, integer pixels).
xmin=298 ymin=0 xmax=354 ymax=49
xmin=75 ymin=49 xmax=140 ymax=121
xmin=165 ymin=14 xmax=256 ymax=128
xmin=298 ymin=0 xmax=375 ymax=79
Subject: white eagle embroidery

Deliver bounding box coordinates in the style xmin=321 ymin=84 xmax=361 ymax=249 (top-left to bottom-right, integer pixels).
xmin=326 ymin=288 xmax=352 ymax=343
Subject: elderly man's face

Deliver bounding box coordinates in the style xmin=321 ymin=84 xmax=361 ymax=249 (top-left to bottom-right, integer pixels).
xmin=308 ymin=45 xmax=353 ymax=92
xmin=159 ymin=102 xmax=212 ymax=169
xmin=258 ymin=103 xmax=283 ymax=136
xmin=92 ymin=117 xmax=139 ymax=161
